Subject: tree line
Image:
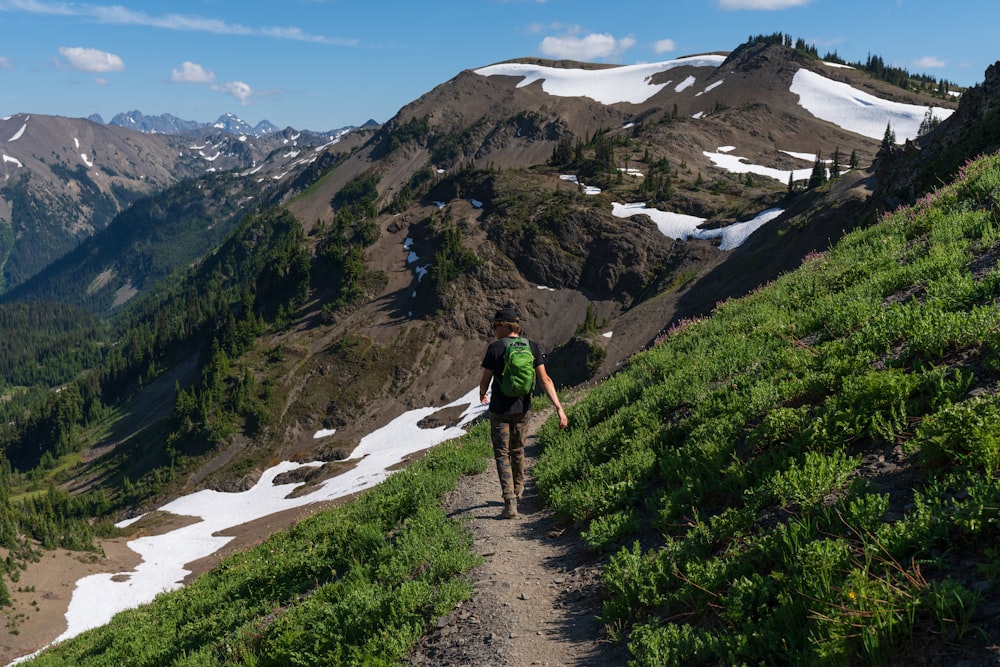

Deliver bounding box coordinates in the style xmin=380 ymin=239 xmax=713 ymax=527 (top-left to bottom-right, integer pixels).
xmin=744 ymin=32 xmax=959 ymax=96
xmin=0 ymin=192 xmax=388 ymax=605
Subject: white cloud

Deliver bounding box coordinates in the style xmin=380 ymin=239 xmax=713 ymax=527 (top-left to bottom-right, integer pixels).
xmin=171 ymin=61 xmax=215 ymax=84
xmin=653 ymin=38 xmax=676 ymax=54
xmin=212 ymin=80 xmax=253 ymax=105
xmin=914 ymin=56 xmax=946 ymax=69
xmin=0 ymin=0 xmax=356 ymax=45
xmin=0 ymin=55 xmax=12 ymax=70
xmin=58 ymin=46 xmax=124 ymax=72
xmin=539 ymin=33 xmax=636 ymax=61
xmin=718 ymin=0 xmax=811 ymax=8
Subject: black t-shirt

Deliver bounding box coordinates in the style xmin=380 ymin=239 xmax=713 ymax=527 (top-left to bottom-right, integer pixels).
xmin=482 ymin=337 xmax=544 ymax=416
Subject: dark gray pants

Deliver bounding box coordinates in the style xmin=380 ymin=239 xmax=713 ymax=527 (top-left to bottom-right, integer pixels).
xmin=489 ymin=411 xmax=527 ymax=500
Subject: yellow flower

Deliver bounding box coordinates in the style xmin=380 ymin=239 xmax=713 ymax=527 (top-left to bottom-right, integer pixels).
xmin=848 ymin=591 xmax=857 ymax=601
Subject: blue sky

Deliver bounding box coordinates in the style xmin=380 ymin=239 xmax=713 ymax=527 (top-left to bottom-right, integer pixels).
xmin=0 ymin=0 xmax=994 ymax=132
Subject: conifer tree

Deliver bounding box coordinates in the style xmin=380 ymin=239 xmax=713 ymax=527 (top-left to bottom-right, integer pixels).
xmin=830 ymin=147 xmax=842 ymax=179
xmin=881 ymin=122 xmax=896 ymax=151
xmin=918 ymin=107 xmax=940 ymax=136
xmin=808 ymin=152 xmax=827 ymax=189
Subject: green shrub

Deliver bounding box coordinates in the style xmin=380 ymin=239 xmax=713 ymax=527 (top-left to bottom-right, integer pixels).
xmin=914 ymin=395 xmax=1000 ymax=473
xmin=536 ymin=151 xmax=1000 ymax=665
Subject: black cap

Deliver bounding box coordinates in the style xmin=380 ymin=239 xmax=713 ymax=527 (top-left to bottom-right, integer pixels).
xmin=493 ymin=307 xmax=520 ymax=322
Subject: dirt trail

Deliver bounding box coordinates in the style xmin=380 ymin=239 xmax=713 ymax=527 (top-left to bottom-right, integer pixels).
xmin=407 ymin=409 xmax=629 ymax=666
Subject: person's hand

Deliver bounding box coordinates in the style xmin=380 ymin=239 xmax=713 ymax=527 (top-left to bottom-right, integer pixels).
xmin=557 ymin=407 xmax=568 ymax=428
xmin=480 ymin=393 xmax=489 ymax=405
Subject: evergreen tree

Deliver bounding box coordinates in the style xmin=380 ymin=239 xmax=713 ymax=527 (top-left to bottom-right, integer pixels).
xmin=881 ymin=123 xmax=896 ymax=151
xmin=830 ymin=147 xmax=842 ymax=179
xmin=808 ymin=152 xmax=827 ymax=189
xmin=550 ymin=137 xmax=573 ymax=166
xmin=918 ymin=107 xmax=940 ymax=136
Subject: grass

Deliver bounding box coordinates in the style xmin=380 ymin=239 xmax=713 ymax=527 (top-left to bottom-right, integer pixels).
xmin=20 ymin=150 xmax=1000 ymax=666
xmin=22 ymin=421 xmax=492 ymax=666
xmin=531 ymin=150 xmax=1000 ymax=664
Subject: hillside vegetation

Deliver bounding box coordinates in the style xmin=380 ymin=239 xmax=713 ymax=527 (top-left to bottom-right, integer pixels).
xmin=533 ymin=150 xmax=1000 ymax=665
xmin=20 ymin=146 xmax=1000 ymax=666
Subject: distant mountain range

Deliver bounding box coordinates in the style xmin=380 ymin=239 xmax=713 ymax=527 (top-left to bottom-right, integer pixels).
xmin=0 ymin=109 xmax=378 ymax=293
xmin=86 ymin=110 xmax=380 ymax=138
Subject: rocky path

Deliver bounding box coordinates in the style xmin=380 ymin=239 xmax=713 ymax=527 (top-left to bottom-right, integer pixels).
xmin=407 ymin=410 xmax=630 ymax=666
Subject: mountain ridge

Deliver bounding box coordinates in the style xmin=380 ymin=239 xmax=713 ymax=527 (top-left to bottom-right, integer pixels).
xmin=91 ymin=109 xmax=372 ymax=138
xmin=0 ymin=36 xmax=995 ymax=664
xmin=0 ymin=112 xmax=368 ymax=295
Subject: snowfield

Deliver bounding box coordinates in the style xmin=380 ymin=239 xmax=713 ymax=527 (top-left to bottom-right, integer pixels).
xmin=474 ymin=55 xmax=726 ymax=104
xmin=11 ymin=390 xmax=488 ymax=663
xmin=790 ymin=68 xmax=953 ymax=142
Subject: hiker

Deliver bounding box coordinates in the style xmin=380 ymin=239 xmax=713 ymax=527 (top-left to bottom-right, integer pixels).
xmin=479 ymin=307 xmax=568 ymax=519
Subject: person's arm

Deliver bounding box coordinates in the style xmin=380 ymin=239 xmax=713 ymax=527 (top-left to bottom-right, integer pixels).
xmin=480 ymin=368 xmax=493 ymax=405
xmin=535 ymin=364 xmax=568 ymax=428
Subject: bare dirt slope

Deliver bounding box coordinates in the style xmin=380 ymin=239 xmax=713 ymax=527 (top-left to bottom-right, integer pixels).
xmin=407 ymin=407 xmax=629 ymax=667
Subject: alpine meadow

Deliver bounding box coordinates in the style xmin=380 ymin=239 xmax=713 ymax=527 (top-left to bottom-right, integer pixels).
xmin=3 ymin=33 xmax=1000 ymax=665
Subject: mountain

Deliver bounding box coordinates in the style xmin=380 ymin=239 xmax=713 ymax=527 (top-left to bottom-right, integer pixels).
xmin=3 ymin=39 xmax=964 ymax=463
xmin=108 ymin=110 xmax=283 ymax=137
xmin=0 ymin=112 xmax=368 ymax=296
xmin=107 ymin=110 xmax=206 ymax=135
xmin=3 ymin=36 xmax=997 ymax=663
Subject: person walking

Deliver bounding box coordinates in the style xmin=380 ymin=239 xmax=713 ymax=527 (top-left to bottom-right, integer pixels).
xmin=480 ymin=307 xmax=568 ymax=519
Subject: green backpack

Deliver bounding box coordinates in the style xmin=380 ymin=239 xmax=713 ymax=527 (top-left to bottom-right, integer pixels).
xmin=500 ymin=337 xmax=535 ymax=397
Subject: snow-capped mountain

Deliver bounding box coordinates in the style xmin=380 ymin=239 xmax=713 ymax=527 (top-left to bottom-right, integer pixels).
xmin=106 ymin=110 xmax=281 ymax=137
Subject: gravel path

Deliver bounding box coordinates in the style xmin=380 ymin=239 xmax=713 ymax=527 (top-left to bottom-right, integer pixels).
xmin=407 ymin=410 xmax=630 ymax=666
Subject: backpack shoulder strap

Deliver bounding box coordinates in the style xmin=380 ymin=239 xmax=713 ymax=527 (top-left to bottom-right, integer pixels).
xmin=501 ymin=336 xmax=527 ymax=349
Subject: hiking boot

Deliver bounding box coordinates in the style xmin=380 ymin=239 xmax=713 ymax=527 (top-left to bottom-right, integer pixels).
xmin=514 ymin=483 xmax=524 ymax=499
xmin=502 ymin=498 xmax=519 ymax=519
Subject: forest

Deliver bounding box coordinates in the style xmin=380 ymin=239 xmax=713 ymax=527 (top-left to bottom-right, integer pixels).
xmin=0 ymin=196 xmax=380 ymax=604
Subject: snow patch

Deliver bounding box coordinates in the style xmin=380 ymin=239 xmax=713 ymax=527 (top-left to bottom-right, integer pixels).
xmin=7 ymin=123 xmax=26 ymax=142
xmin=36 ymin=388 xmax=488 ymax=653
xmin=675 ymin=76 xmax=697 ymax=92
xmin=704 ymin=150 xmax=813 ymax=184
xmin=612 ymin=202 xmax=783 ymax=250
xmin=790 ymin=68 xmax=954 ymax=142
xmin=474 ymin=55 xmax=724 ymax=105
xmin=560 ymin=174 xmax=602 ymax=195
xmin=696 ymin=79 xmax=724 ymax=96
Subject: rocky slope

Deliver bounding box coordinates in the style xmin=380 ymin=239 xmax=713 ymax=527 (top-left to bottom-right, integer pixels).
xmin=12 ymin=41 xmax=962 ymax=489
xmin=0 ymin=113 xmax=358 ymax=293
